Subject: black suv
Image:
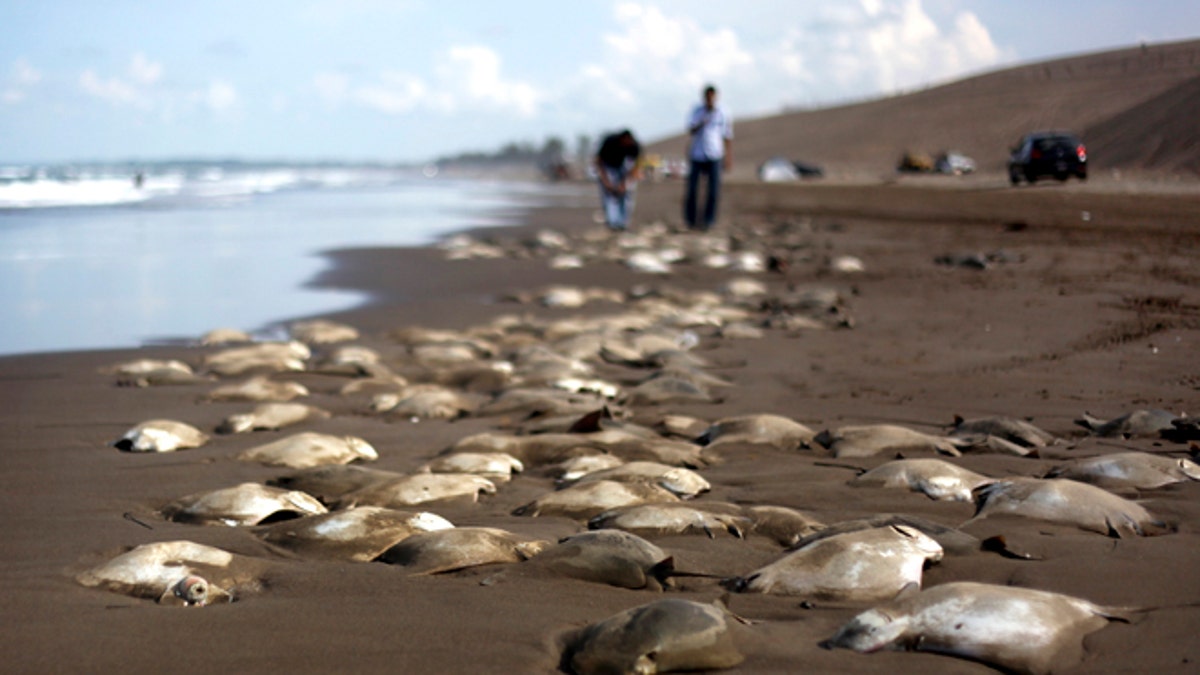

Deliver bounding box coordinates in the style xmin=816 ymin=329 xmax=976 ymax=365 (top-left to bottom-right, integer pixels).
xmin=1008 ymin=132 xmax=1087 ymax=184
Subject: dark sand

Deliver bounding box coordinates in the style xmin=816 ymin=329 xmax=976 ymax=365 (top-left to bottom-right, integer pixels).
xmin=2 ymin=177 xmax=1198 ymax=674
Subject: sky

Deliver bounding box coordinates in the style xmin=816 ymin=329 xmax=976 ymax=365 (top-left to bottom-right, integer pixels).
xmin=2 ymin=1 xmax=1198 ymax=165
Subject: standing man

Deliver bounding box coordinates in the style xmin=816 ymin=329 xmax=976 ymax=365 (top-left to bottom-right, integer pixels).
xmin=594 ymin=129 xmax=641 ymax=231
xmin=684 ymin=84 xmax=733 ymax=231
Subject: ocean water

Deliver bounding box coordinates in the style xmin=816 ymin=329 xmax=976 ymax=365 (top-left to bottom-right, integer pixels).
xmin=0 ymin=162 xmax=576 ymax=356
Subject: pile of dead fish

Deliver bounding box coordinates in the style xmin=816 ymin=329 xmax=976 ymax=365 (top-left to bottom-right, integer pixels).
xmin=77 ymin=224 xmax=1200 ymax=674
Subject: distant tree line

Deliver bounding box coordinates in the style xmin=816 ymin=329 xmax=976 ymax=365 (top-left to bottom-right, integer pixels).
xmin=434 ymin=135 xmax=593 ymax=170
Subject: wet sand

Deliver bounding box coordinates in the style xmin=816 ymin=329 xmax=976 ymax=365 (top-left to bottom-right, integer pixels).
xmin=1 ymin=177 xmax=1198 ymax=673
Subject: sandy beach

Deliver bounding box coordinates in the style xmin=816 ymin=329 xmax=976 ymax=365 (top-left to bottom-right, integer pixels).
xmin=2 ymin=175 xmax=1198 ymax=674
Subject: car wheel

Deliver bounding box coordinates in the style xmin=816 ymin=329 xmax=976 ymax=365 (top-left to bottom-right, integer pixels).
xmin=1024 ymin=170 xmax=1038 ymax=184
xmin=1054 ymin=172 xmax=1068 ymax=182
xmin=1076 ymin=170 xmax=1087 ymax=181
xmin=1009 ymin=171 xmax=1021 ymax=186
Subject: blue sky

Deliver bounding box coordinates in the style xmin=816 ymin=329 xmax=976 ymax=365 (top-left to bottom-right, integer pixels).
xmin=2 ymin=1 xmax=1198 ymax=164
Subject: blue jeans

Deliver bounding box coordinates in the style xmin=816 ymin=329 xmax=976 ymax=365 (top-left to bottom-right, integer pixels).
xmin=685 ymin=159 xmax=721 ymax=230
xmin=598 ymin=166 xmax=634 ymax=230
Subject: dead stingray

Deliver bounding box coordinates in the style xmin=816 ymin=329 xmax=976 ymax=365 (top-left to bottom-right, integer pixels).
xmin=76 ymin=540 xmax=266 ymax=606
xmin=1075 ymin=408 xmax=1181 ymax=438
xmin=376 ymin=527 xmax=549 ymax=574
xmin=727 ymin=525 xmax=943 ymax=601
xmin=969 ymin=477 xmax=1162 ymax=537
xmin=267 ymin=464 xmax=404 ymax=502
xmin=255 ymin=506 xmax=453 ymax=561
xmin=513 ymin=480 xmax=681 ymax=520
xmin=823 ymin=581 xmax=1132 ymax=675
xmin=849 ymin=458 xmax=993 ymax=502
xmin=564 ymin=599 xmax=744 ymax=675
xmin=163 ymin=482 xmax=327 ymax=526
xmin=335 ymin=473 xmax=497 ymax=509
xmin=1045 ymin=451 xmax=1200 ymax=490
xmin=568 ymin=461 xmax=711 ymax=498
xmin=111 ymin=419 xmax=210 ymax=453
xmin=216 ymin=402 xmax=330 ymax=434
xmin=695 ymin=414 xmax=816 ymax=451
xmin=526 ymin=529 xmax=675 ymax=590
xmin=237 ymin=432 xmax=378 ymax=469
xmin=813 ymin=425 xmax=963 ymax=458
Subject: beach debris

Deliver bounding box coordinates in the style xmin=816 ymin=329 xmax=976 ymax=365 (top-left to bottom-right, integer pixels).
xmin=849 ymin=458 xmax=993 ymax=502
xmin=1075 ymin=408 xmax=1182 ymax=438
xmin=969 ymin=477 xmax=1162 ymax=537
xmin=823 ymin=581 xmax=1131 ymax=674
xmin=513 ymin=480 xmax=680 ymax=520
xmin=335 ymin=473 xmax=497 ymax=509
xmin=564 ymin=599 xmax=744 ymax=675
xmin=829 ymin=255 xmax=865 ymax=273
xmin=256 ymin=506 xmax=453 ymax=562
xmin=375 ymin=527 xmax=549 ymax=574
xmin=203 ymin=375 xmax=310 ymax=402
xmin=111 ymin=419 xmax=209 ymax=453
xmin=237 ymin=432 xmax=378 ymax=469
xmin=76 ymin=540 xmax=262 ymax=606
xmin=216 ymin=402 xmax=331 ymax=434
xmin=727 ymin=525 xmax=943 ymax=601
xmin=813 ymin=424 xmax=964 ymax=458
xmin=696 ymin=414 xmax=816 ymax=451
xmin=1044 ymin=451 xmax=1200 ymax=490
xmin=163 ymin=482 xmax=327 ymax=526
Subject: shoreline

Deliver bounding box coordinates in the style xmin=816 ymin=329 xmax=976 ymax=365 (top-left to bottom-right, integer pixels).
xmin=2 ymin=178 xmax=1199 ymax=673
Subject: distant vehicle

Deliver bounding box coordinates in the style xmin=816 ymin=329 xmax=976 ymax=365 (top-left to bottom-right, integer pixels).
xmin=757 ymin=157 xmax=823 ymax=182
xmin=1008 ymin=132 xmax=1087 ymax=185
xmin=935 ymin=152 xmax=975 ymax=175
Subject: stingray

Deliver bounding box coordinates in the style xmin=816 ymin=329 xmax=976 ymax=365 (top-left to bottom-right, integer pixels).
xmin=969 ymin=477 xmax=1161 ymax=537
xmin=588 ymin=503 xmax=752 ymax=539
xmin=216 ymin=402 xmax=330 ymax=434
xmin=849 ymin=458 xmax=993 ymax=502
xmin=163 ymin=482 xmax=327 ymax=526
xmin=237 ymin=432 xmax=378 ymax=469
xmin=418 ymin=452 xmax=524 ymax=483
xmin=372 ymin=385 xmax=479 ymax=419
xmin=547 ymin=454 xmax=626 ymax=482
xmin=813 ymin=424 xmax=964 ymax=458
xmin=513 ymin=480 xmax=681 ymax=519
xmin=1045 ymin=451 xmax=1200 ymax=490
xmin=103 ymin=359 xmax=211 ymax=387
xmin=289 ymin=319 xmax=359 ymax=344
xmin=376 ymin=527 xmax=549 ymax=574
xmin=564 ymin=599 xmax=744 ymax=675
xmin=823 ymin=581 xmax=1132 ymax=674
xmin=569 ymin=461 xmax=711 ymax=498
xmin=203 ymin=341 xmax=309 ymax=377
xmin=76 ymin=540 xmax=266 ymax=606
xmin=742 ymin=505 xmax=828 ymax=547
xmin=199 ymin=327 xmax=253 ymax=345
xmin=526 ymin=530 xmax=675 ymax=590
xmin=695 ymin=414 xmax=816 ymax=451
xmin=1075 ymin=408 xmax=1181 ymax=438
xmin=619 ymin=374 xmax=716 ymax=407
xmin=335 ymin=473 xmax=496 ymax=508
xmin=727 ymin=525 xmax=943 ymax=601
xmin=449 ymin=430 xmax=706 ymax=469
xmin=202 ymin=375 xmax=310 ymax=402
xmin=790 ymin=514 xmax=979 ymax=556
xmin=267 ymin=464 xmax=403 ymax=502
xmin=949 ymin=415 xmax=1055 ymax=447
xmin=111 ymin=419 xmax=209 ymax=453
xmin=256 ymin=506 xmax=453 ymax=561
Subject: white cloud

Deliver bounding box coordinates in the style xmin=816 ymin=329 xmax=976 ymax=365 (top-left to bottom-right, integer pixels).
xmin=79 ymin=68 xmax=146 ymax=108
xmin=3 ymin=58 xmax=42 ymax=105
xmin=204 ymin=80 xmax=238 ymax=113
xmin=129 ymin=53 xmax=163 ymax=86
xmin=342 ymin=44 xmax=541 ymax=118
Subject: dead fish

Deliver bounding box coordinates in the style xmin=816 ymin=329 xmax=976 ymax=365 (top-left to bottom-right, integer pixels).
xmin=696 ymin=414 xmax=816 ymax=451
xmin=256 ymin=506 xmax=452 ymax=561
xmin=529 ymin=529 xmax=675 ymax=590
xmin=513 ymin=480 xmax=680 ymax=520
xmin=216 ymin=402 xmax=330 ymax=434
xmin=335 ymin=473 xmax=497 ymax=508
xmin=849 ymin=458 xmax=992 ymax=501
xmin=376 ymin=527 xmax=549 ymax=574
xmin=1075 ymin=409 xmax=1181 ymax=438
xmin=813 ymin=425 xmax=963 ymax=458
xmin=823 ymin=581 xmax=1131 ymax=675
xmin=163 ymin=482 xmax=327 ymax=526
xmin=969 ymin=477 xmax=1162 ymax=537
xmin=1045 ymin=451 xmax=1200 ymax=490
xmin=76 ymin=541 xmax=264 ymax=606
xmin=237 ymin=432 xmax=378 ymax=469
xmin=565 ymin=599 xmax=744 ymax=675
xmin=111 ymin=419 xmax=209 ymax=453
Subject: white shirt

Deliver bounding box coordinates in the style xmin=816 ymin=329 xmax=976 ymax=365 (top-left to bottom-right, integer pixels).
xmin=688 ymin=104 xmax=733 ymax=161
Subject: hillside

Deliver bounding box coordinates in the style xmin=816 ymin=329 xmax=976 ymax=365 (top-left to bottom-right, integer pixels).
xmin=648 ymin=38 xmax=1200 ymax=179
